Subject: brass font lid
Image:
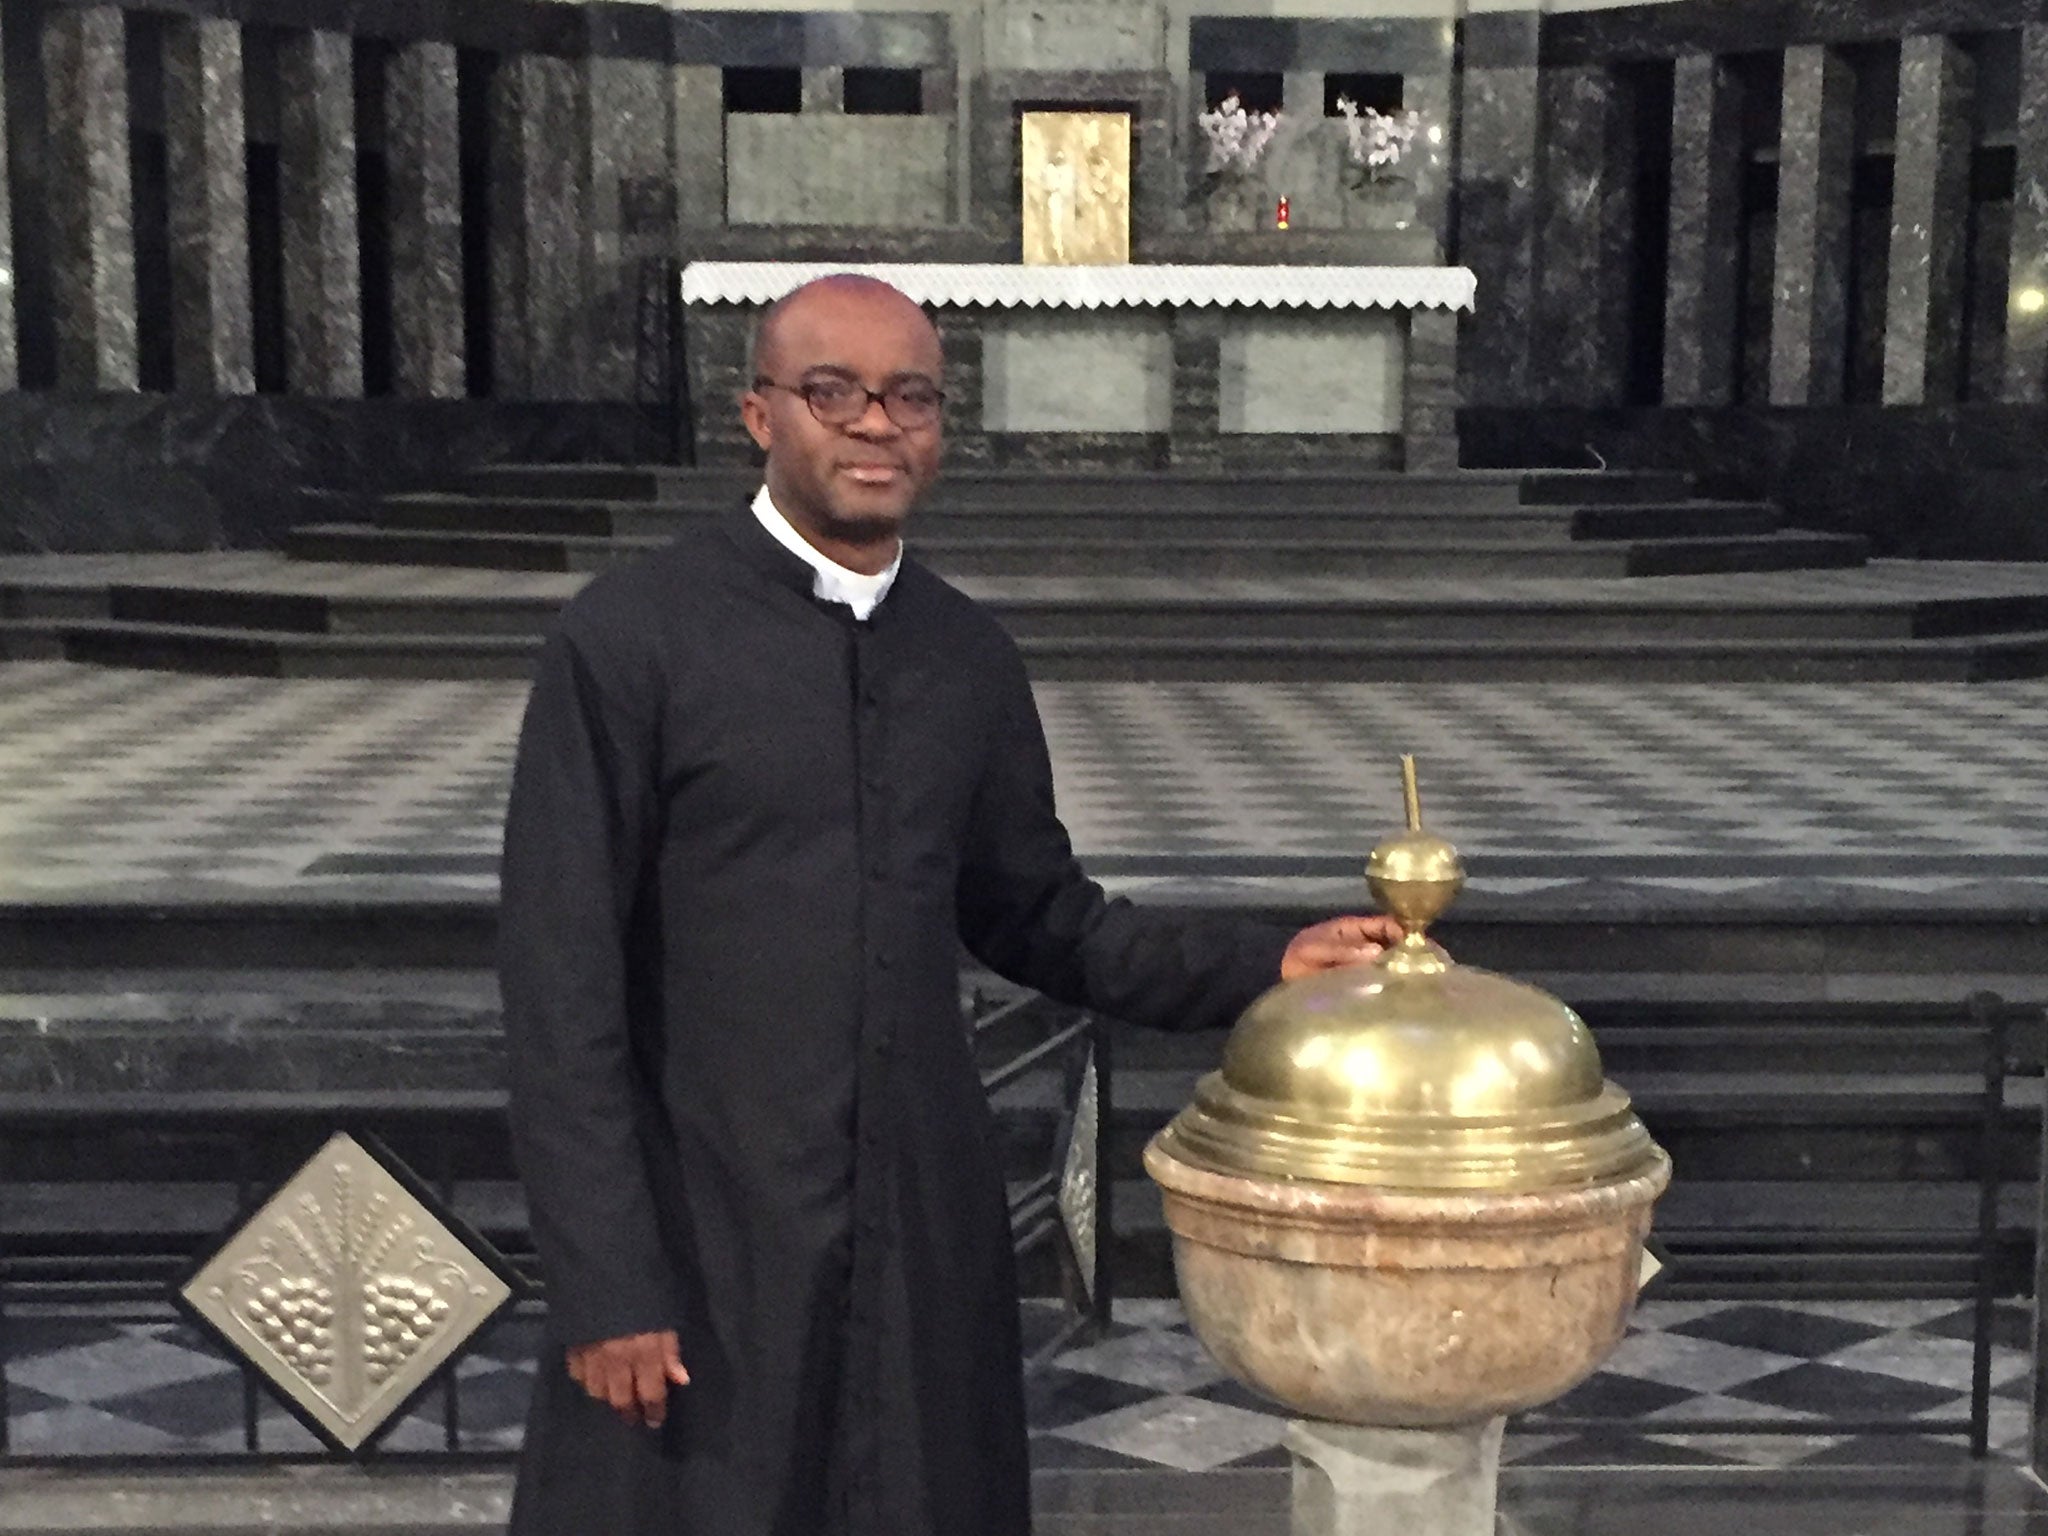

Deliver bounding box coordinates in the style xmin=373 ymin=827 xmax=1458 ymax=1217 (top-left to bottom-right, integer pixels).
xmin=1154 ymin=758 xmax=1660 ymax=1192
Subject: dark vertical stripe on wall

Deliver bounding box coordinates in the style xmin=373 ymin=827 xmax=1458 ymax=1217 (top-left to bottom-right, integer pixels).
xmin=1626 ymin=59 xmax=1674 ymax=404
xmin=1731 ymin=51 xmax=1781 ymax=404
xmin=244 ymin=27 xmax=285 ymax=393
xmin=456 ymin=48 xmax=493 ymax=397
xmin=126 ymin=11 xmax=172 ymax=391
xmin=1846 ymin=153 xmax=1893 ymax=402
xmin=354 ymin=37 xmax=392 ymax=396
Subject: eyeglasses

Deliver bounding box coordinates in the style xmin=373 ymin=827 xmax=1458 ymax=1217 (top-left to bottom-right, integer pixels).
xmin=753 ymin=375 xmax=945 ymax=431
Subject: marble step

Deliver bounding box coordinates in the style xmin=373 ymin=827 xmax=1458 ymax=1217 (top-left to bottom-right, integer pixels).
xmin=289 ymin=522 xmax=1867 ymax=580
xmin=374 ymin=493 xmax=1782 ymax=545
xmin=913 ymin=532 xmax=1869 ymax=580
xmin=459 ymin=462 xmax=1696 ymax=510
xmin=11 ymin=616 xmax=2044 ymax=683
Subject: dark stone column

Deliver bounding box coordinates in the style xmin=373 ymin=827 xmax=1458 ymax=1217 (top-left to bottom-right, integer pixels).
xmin=1883 ymin=34 xmax=1974 ymax=404
xmin=43 ymin=6 xmax=138 ymax=391
xmin=491 ymin=53 xmax=590 ymax=400
xmin=163 ymin=17 xmax=253 ymax=395
xmin=1168 ymin=307 xmax=1222 ymax=469
xmin=1768 ymin=45 xmax=1855 ymax=405
xmin=587 ymin=53 xmax=672 ymax=403
xmin=2004 ymin=25 xmax=2048 ymax=401
xmin=1402 ymin=306 xmax=1461 ymax=471
xmin=1456 ymin=12 xmax=1541 ymax=405
xmin=683 ymin=304 xmax=754 ymax=464
xmin=278 ymin=30 xmax=362 ymax=397
xmin=1535 ymin=64 xmax=1635 ymax=406
xmin=935 ymin=308 xmax=989 ymax=465
xmin=1662 ymin=53 xmax=1743 ymax=406
xmin=386 ymin=40 xmax=464 ymax=399
xmin=0 ymin=2 xmax=14 ymax=391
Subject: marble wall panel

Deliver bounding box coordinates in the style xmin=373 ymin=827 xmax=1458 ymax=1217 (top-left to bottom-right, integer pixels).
xmin=985 ymin=1 xmax=1164 ymax=72
xmin=1769 ymin=44 xmax=1856 ymax=404
xmin=672 ymin=11 xmax=949 ymax=70
xmin=1882 ymin=33 xmax=1974 ymax=404
xmin=1220 ymin=310 xmax=1403 ymax=435
xmin=726 ymin=117 xmax=952 ymax=228
xmin=163 ymin=17 xmax=253 ymax=396
xmin=43 ymin=6 xmax=138 ymax=392
xmin=490 ymin=51 xmax=589 ymax=399
xmin=1662 ymin=53 xmax=1743 ymax=405
xmin=587 ymin=51 xmax=672 ymax=402
xmin=0 ymin=2 xmax=13 ymax=392
xmin=1457 ymin=12 xmax=1542 ymax=407
xmin=983 ymin=311 xmax=1172 ymax=433
xmin=278 ymin=30 xmax=363 ymax=397
xmin=2003 ymin=23 xmax=2048 ymax=402
xmin=1534 ymin=63 xmax=1636 ymax=406
xmin=386 ymin=39 xmax=465 ymax=399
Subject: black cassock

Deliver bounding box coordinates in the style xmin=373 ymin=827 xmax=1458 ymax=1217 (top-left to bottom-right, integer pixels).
xmin=501 ymin=504 xmax=1291 ymax=1536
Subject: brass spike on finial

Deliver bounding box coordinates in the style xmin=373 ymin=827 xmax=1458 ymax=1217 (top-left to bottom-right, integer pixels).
xmin=1366 ymin=756 xmax=1466 ymax=972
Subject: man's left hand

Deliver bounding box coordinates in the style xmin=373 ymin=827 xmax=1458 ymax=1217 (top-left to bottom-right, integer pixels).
xmin=1280 ymin=915 xmax=1408 ymax=980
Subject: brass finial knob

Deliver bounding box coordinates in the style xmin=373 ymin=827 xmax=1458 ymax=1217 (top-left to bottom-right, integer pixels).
xmin=1365 ymin=756 xmax=1463 ymax=973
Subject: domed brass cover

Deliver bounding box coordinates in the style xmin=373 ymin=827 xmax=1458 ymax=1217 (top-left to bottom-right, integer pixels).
xmin=1153 ymin=758 xmax=1661 ymax=1193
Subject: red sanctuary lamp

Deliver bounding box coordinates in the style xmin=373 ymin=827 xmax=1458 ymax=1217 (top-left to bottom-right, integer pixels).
xmin=1275 ymin=195 xmax=1290 ymax=229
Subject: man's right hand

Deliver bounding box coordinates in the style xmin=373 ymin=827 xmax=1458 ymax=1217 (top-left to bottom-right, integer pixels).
xmin=566 ymin=1329 xmax=690 ymax=1428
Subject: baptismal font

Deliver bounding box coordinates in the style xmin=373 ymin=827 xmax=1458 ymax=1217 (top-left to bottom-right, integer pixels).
xmin=1145 ymin=759 xmax=1670 ymax=1534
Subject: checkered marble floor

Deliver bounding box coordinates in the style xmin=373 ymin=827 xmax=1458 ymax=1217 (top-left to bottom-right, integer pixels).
xmin=2 ymin=1298 xmax=2029 ymax=1468
xmin=0 ymin=662 xmax=2045 ymax=906
xmin=4 ymin=551 xmax=2045 ymax=608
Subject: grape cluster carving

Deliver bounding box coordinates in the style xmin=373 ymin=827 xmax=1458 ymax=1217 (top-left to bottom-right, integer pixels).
xmin=244 ymin=1277 xmax=337 ymax=1386
xmin=363 ymin=1274 xmax=453 ymax=1384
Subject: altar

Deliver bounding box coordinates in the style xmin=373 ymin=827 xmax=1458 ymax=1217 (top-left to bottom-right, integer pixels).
xmin=679 ymin=262 xmax=1473 ymax=473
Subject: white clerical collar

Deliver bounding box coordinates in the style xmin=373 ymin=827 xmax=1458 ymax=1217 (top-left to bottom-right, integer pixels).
xmin=751 ymin=485 xmax=901 ymax=621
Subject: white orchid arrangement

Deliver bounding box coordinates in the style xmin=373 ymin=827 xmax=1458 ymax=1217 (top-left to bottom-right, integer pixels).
xmin=1196 ymin=93 xmax=1283 ymax=179
xmin=1335 ymin=95 xmax=1423 ymax=185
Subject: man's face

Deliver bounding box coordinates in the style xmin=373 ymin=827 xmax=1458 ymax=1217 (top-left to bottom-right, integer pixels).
xmin=740 ymin=287 xmax=945 ymax=545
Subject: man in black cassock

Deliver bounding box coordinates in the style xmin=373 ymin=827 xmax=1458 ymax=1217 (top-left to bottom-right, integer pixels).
xmin=501 ymin=275 xmax=1400 ymax=1536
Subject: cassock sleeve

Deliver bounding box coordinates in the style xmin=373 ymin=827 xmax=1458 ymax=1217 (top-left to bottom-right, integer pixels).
xmin=500 ymin=622 xmax=678 ymax=1346
xmin=956 ymin=640 xmax=1294 ymax=1031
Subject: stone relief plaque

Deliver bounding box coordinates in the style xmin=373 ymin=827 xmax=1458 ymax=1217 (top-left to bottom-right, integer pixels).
xmin=1058 ymin=1050 xmax=1101 ymax=1299
xmin=181 ymin=1131 xmax=516 ymax=1453
xmin=1021 ymin=111 xmax=1131 ymax=265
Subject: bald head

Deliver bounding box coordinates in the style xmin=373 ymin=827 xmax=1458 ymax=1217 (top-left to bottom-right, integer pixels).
xmin=738 ymin=272 xmax=947 ymax=574
xmin=750 ymin=274 xmax=940 ymax=383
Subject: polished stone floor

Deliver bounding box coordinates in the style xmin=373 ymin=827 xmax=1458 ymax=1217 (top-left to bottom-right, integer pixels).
xmin=2 ymin=1295 xmax=2029 ymax=1469
xmin=0 ymin=661 xmax=2043 ymax=915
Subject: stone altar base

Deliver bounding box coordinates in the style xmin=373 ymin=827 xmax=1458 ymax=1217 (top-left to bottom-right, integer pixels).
xmin=1287 ymin=1418 xmax=1505 ymax=1536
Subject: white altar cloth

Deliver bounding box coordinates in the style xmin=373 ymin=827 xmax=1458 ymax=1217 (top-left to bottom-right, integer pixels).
xmin=680 ymin=261 xmax=1476 ymax=313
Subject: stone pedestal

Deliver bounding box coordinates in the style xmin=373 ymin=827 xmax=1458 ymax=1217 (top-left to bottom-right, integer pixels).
xmin=1288 ymin=1418 xmax=1505 ymax=1536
